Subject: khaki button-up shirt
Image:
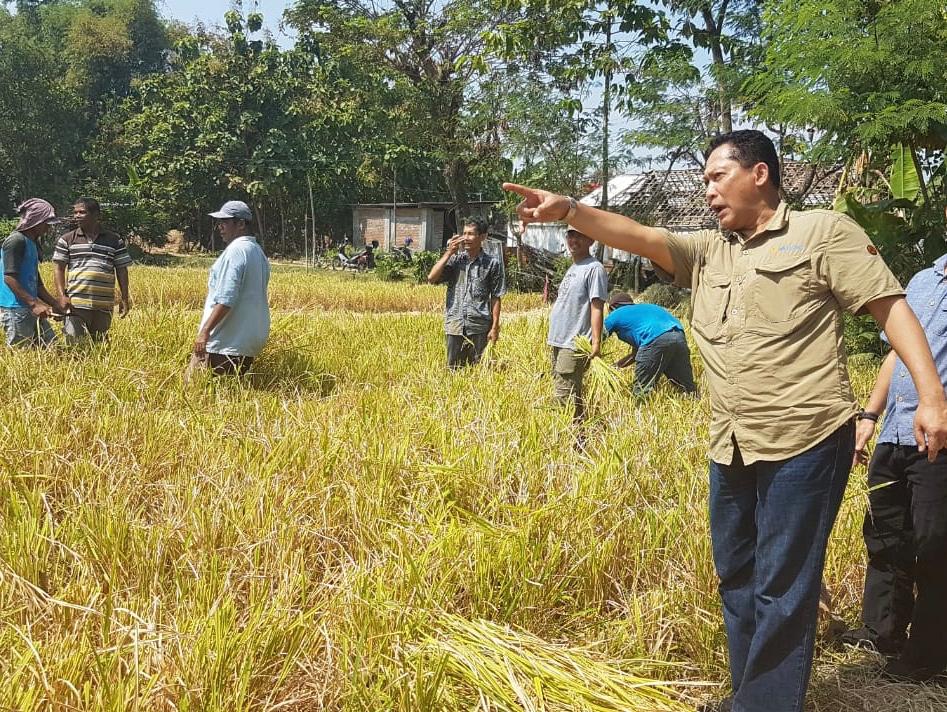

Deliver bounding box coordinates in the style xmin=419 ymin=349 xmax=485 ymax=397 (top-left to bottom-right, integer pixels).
xmin=659 ymin=202 xmax=904 ymax=465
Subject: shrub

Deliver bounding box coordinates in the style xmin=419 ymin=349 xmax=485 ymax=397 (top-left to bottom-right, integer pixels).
xmin=412 ymin=250 xmax=440 ymax=284
xmin=640 ymin=283 xmax=689 ymax=309
xmin=0 ymin=217 xmax=18 ymax=238
xmin=374 ymin=253 xmax=405 ymax=281
xmin=843 ymin=312 xmax=886 ymax=357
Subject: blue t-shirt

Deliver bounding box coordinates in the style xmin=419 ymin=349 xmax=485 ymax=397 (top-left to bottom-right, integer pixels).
xmin=603 ymin=303 xmax=683 ymax=348
xmin=0 ymin=231 xmax=40 ymax=308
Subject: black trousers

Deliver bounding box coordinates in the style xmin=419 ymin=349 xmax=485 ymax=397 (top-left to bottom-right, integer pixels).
xmin=861 ymin=443 xmax=947 ymax=666
xmin=445 ymin=332 xmax=488 ymax=369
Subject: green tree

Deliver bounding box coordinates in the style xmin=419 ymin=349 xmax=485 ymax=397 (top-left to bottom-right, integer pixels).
xmin=286 ymin=0 xmax=521 ymax=220
xmin=0 ymin=0 xmax=169 ymax=211
xmin=745 ymin=0 xmax=947 ymax=280
xmin=89 ymin=12 xmax=367 ymax=249
xmin=0 ymin=7 xmax=79 ymax=203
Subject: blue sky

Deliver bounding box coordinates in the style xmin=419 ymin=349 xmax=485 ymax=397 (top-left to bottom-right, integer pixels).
xmin=161 ymin=0 xmax=297 ymax=46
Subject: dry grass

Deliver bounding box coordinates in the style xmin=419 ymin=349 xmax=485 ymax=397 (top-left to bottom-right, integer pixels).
xmin=0 ymin=266 xmax=943 ymax=710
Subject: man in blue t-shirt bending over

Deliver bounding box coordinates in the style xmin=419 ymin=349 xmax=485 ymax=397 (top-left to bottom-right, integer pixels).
xmin=604 ymin=291 xmax=696 ymax=395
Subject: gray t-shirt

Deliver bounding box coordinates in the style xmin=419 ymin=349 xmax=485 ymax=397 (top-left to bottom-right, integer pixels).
xmin=547 ymin=256 xmax=608 ymax=348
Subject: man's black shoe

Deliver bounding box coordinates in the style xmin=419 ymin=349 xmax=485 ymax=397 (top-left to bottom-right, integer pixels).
xmin=837 ymin=626 xmax=904 ymax=655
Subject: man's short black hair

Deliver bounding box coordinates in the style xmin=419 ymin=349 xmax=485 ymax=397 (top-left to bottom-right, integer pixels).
xmin=463 ymin=216 xmax=489 ymax=236
xmin=707 ymin=130 xmax=781 ymax=190
xmin=74 ymin=196 xmax=101 ymax=214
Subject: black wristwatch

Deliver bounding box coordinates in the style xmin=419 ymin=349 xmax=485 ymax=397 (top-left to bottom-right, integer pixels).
xmin=856 ymin=410 xmax=879 ymax=423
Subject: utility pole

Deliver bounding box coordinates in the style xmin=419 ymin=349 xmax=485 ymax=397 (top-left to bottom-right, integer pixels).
xmin=391 ymin=165 xmax=397 ymax=249
xmin=307 ymin=173 xmax=316 ymax=266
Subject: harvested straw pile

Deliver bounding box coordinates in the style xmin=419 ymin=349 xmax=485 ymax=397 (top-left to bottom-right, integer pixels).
xmin=419 ymin=614 xmax=705 ymax=711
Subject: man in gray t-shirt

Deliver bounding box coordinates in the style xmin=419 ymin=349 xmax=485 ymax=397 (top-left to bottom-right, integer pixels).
xmin=548 ymin=229 xmax=608 ymax=421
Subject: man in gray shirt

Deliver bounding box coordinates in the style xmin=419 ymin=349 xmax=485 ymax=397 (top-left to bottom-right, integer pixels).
xmin=428 ymin=217 xmax=504 ymax=368
xmin=548 ymin=229 xmax=608 ymax=421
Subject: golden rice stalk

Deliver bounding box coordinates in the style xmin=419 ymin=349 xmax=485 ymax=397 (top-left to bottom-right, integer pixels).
xmin=573 ymin=336 xmax=628 ymax=410
xmin=478 ymin=339 xmax=496 ymax=370
xmin=417 ymin=614 xmax=704 ymax=711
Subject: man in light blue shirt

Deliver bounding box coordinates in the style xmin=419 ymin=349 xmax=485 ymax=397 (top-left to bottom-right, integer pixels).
xmin=188 ymin=200 xmax=270 ymax=377
xmin=604 ymin=291 xmax=696 ymax=395
xmin=842 ymin=249 xmax=947 ymax=681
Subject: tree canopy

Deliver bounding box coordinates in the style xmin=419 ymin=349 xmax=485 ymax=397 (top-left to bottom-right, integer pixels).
xmin=0 ymin=0 xmax=943 ymax=263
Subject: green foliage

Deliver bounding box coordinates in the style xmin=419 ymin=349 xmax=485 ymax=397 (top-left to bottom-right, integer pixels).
xmin=843 ymin=312 xmax=886 ymax=358
xmin=0 ymin=217 xmax=18 ymax=237
xmin=286 ymin=0 xmax=519 ymax=217
xmin=412 ymin=251 xmax=440 ymax=285
xmin=833 ymin=143 xmax=947 ymax=283
xmin=88 ymin=13 xmax=366 ymax=245
xmin=374 ymin=253 xmax=405 ymax=282
xmin=889 ymin=145 xmax=921 ymax=201
xmin=0 ymin=1 xmax=169 ymax=206
xmin=747 ymin=0 xmax=947 ymax=156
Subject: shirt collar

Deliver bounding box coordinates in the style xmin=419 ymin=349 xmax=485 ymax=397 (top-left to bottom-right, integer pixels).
xmin=724 ymin=201 xmax=790 ymax=244
xmin=933 ymin=253 xmax=947 ymax=280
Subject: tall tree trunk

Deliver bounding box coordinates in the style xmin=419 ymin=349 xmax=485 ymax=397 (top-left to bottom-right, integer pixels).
xmin=445 ymin=158 xmax=469 ymax=231
xmin=701 ymin=6 xmax=733 ymax=134
xmin=599 ymin=0 xmax=612 ymax=263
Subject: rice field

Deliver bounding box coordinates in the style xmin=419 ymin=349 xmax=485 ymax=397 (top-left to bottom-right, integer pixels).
xmin=0 ymin=261 xmax=943 ymax=710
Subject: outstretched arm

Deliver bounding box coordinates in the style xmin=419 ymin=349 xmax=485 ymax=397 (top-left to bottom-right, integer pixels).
xmin=503 ymin=182 xmax=676 ymax=277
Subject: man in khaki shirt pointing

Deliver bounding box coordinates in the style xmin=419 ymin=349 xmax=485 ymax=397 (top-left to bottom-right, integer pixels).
xmin=505 ymin=130 xmax=947 ymax=712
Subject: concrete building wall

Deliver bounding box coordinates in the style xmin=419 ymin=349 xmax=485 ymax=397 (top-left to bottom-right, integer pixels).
xmin=391 ymin=208 xmax=423 ymax=250
xmin=430 ymin=211 xmax=445 ymax=251
xmin=354 ymin=208 xmax=387 ymax=248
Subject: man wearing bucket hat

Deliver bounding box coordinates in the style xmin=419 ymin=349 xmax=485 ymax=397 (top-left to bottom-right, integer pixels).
xmin=187 ymin=200 xmax=270 ymax=377
xmin=604 ymin=291 xmax=696 ymax=395
xmin=0 ymin=198 xmax=68 ymax=347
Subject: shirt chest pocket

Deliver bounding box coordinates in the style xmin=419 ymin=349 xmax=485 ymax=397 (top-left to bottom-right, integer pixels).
xmin=468 ymin=268 xmax=488 ymax=299
xmin=748 ymin=254 xmax=813 ymax=328
xmin=691 ymin=269 xmax=731 ymax=339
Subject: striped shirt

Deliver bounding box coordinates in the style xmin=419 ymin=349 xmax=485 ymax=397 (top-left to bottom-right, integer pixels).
xmin=52 ymin=228 xmax=132 ymax=311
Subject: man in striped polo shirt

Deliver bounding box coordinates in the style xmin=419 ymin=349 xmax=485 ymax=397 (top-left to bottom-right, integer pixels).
xmin=53 ymin=197 xmax=132 ymax=342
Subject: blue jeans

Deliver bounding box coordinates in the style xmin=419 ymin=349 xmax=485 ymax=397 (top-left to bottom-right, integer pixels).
xmin=0 ymin=307 xmax=56 ymax=347
xmin=710 ymin=421 xmax=854 ymax=712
